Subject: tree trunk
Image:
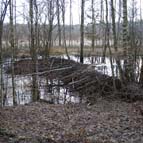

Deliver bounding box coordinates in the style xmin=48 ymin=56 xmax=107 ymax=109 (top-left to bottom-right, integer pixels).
xmin=104 ymin=0 xmax=116 ymax=91
xmin=69 ymin=0 xmax=73 ymax=47
xmin=80 ymin=0 xmax=85 ymax=63
xmin=61 ymin=0 xmax=70 ymax=59
xmin=111 ymin=0 xmax=124 ymax=85
xmin=91 ymin=0 xmax=95 ymax=52
xmin=0 ymin=22 xmax=4 ymax=106
xmin=45 ymin=0 xmax=54 ymax=58
xmin=57 ymin=0 xmax=61 ymax=46
xmin=10 ymin=0 xmax=17 ymax=105
xmin=0 ymin=0 xmax=10 ymax=106
xmin=111 ymin=0 xmax=117 ymax=51
xmin=123 ymin=0 xmax=134 ymax=82
xmin=29 ymin=0 xmax=39 ymax=102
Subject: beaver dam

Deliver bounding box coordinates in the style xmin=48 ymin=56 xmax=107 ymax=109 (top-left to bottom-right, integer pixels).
xmin=5 ymin=56 xmax=143 ymax=105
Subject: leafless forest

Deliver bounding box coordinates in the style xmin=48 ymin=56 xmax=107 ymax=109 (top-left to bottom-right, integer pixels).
xmin=0 ymin=0 xmax=143 ymax=143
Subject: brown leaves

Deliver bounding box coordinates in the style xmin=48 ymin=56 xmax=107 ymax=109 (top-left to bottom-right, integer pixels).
xmin=0 ymin=100 xmax=143 ymax=143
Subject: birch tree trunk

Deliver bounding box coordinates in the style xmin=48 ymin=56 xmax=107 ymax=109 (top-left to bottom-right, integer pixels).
xmin=123 ymin=0 xmax=128 ymax=58
xmin=80 ymin=0 xmax=85 ymax=63
xmin=91 ymin=0 xmax=95 ymax=52
xmin=123 ymin=0 xmax=134 ymax=82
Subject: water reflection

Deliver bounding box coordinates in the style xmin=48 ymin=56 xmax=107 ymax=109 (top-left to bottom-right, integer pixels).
xmin=63 ymin=55 xmax=142 ymax=78
xmin=3 ymin=75 xmax=80 ymax=106
xmin=63 ymin=55 xmax=119 ymax=76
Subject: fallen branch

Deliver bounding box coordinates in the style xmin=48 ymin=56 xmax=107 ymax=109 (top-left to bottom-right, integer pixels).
xmin=17 ymin=66 xmax=73 ymax=77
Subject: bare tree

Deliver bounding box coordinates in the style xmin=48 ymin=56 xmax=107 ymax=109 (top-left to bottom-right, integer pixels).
xmin=111 ymin=0 xmax=117 ymax=51
xmin=29 ymin=0 xmax=39 ymax=102
xmin=117 ymin=0 xmax=122 ymax=43
xmin=69 ymin=0 xmax=73 ymax=47
xmin=104 ymin=0 xmax=116 ymax=90
xmin=110 ymin=0 xmax=124 ymax=84
xmin=0 ymin=0 xmax=9 ymax=106
xmin=9 ymin=0 xmax=17 ymax=105
xmin=61 ymin=0 xmax=70 ymax=59
xmin=56 ymin=0 xmax=61 ymax=46
xmin=45 ymin=0 xmax=55 ymax=57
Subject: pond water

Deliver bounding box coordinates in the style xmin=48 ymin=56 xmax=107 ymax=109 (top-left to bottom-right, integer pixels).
xmin=63 ymin=55 xmax=142 ymax=78
xmin=1 ymin=55 xmax=142 ymax=106
xmin=3 ymin=75 xmax=80 ymax=106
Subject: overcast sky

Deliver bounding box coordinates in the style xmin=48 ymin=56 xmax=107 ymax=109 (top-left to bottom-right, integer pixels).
xmin=4 ymin=0 xmax=143 ymax=25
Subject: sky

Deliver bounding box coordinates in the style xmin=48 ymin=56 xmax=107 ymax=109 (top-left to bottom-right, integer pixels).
xmin=12 ymin=0 xmax=82 ymax=25
xmin=3 ymin=0 xmax=143 ymax=25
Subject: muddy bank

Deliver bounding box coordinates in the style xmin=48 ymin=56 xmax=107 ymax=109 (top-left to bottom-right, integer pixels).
xmin=0 ymin=99 xmax=143 ymax=143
